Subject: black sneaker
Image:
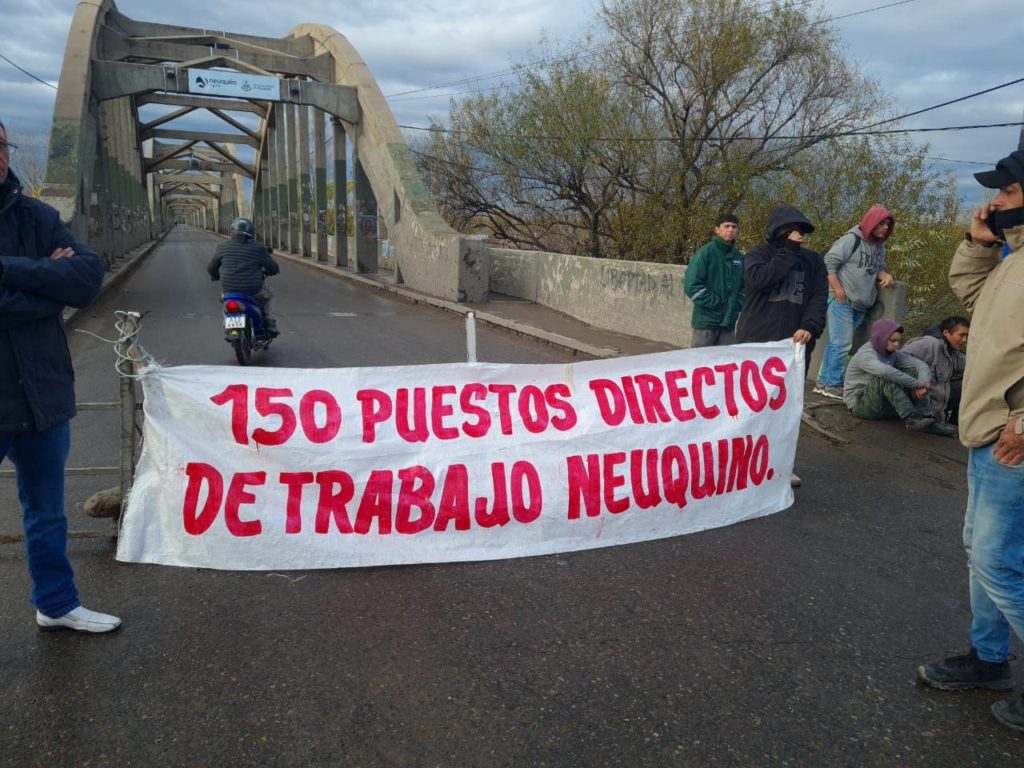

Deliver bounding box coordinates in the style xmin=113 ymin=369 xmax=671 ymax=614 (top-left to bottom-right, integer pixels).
xmin=992 ymin=693 xmax=1024 ymax=732
xmin=905 ymin=416 xmax=937 ymax=432
xmin=916 ymin=648 xmax=1014 ymax=691
xmin=925 ymin=421 xmax=958 ymax=437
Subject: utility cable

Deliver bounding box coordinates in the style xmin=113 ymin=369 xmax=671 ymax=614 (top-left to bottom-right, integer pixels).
xmin=399 ymin=120 xmax=1024 ymax=143
xmin=0 ymin=52 xmax=57 ymax=89
xmin=854 ymin=75 xmax=1024 ymax=132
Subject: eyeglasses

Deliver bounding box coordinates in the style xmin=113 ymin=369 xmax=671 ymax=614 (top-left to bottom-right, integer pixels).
xmin=0 ymin=142 xmax=16 ymax=156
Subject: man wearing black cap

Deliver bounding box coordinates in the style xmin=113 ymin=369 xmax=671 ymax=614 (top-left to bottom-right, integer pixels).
xmin=916 ymin=150 xmax=1024 ymax=733
xmin=684 ymin=213 xmax=744 ymax=347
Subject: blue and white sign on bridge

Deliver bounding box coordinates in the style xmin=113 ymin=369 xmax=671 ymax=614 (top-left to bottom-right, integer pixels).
xmin=187 ymin=69 xmax=280 ymax=100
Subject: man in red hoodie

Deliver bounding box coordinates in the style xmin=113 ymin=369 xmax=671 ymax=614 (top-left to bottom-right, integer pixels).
xmin=813 ymin=205 xmax=896 ymax=400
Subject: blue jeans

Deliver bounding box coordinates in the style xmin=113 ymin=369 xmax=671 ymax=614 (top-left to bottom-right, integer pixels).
xmin=0 ymin=422 xmax=80 ymax=617
xmin=963 ymin=442 xmax=1024 ymax=662
xmin=817 ymin=300 xmax=867 ymax=387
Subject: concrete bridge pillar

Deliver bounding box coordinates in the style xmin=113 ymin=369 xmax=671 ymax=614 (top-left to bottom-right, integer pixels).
xmin=286 ymin=105 xmax=300 ymax=253
xmin=298 ymin=102 xmax=312 ymax=258
xmin=274 ymin=105 xmax=289 ymax=250
xmin=313 ymin=110 xmax=329 ymax=262
xmin=353 ymin=137 xmax=378 ymax=274
xmin=261 ymin=164 xmax=271 ymax=243
xmin=333 ymin=118 xmax=348 ymax=268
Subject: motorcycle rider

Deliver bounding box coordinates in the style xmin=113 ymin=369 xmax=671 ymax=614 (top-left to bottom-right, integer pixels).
xmin=207 ymin=218 xmax=280 ymax=336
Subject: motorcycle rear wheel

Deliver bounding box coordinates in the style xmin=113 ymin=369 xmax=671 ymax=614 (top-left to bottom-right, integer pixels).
xmin=232 ymin=328 xmax=253 ymax=365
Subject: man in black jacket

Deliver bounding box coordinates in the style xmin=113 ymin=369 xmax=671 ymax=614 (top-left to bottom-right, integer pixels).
xmin=0 ymin=120 xmax=121 ymax=633
xmin=735 ymin=205 xmax=828 ymax=489
xmin=207 ymin=217 xmax=280 ymax=335
xmin=735 ymin=205 xmax=829 ymax=355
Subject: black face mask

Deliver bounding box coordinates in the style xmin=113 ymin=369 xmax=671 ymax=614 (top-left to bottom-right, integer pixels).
xmin=770 ymin=229 xmax=802 ymax=251
xmin=984 ymin=207 xmax=1024 ymax=241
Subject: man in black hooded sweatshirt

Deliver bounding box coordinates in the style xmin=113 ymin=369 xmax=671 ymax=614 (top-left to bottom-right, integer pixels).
xmin=735 ymin=205 xmax=829 ymax=355
xmin=735 ymin=205 xmax=828 ymax=488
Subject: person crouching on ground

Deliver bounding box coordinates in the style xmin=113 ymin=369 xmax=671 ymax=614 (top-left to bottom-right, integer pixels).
xmin=841 ymin=318 xmax=949 ymax=434
xmin=901 ymin=316 xmax=969 ymax=432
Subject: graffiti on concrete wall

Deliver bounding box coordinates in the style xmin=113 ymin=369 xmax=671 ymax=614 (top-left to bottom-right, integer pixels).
xmin=358 ymin=214 xmax=378 ymax=240
xmin=599 ymin=266 xmax=677 ymax=298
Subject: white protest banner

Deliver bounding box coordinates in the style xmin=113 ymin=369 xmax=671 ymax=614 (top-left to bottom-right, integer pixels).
xmin=117 ymin=342 xmax=804 ymax=570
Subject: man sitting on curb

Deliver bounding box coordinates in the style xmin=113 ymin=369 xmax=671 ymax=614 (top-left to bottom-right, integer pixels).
xmin=841 ymin=318 xmax=952 ymax=434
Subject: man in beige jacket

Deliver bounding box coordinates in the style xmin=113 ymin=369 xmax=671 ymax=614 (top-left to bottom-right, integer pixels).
xmin=915 ymin=150 xmax=1024 ymax=733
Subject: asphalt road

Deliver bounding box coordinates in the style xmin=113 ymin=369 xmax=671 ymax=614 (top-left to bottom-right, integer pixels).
xmin=0 ymin=229 xmax=1021 ymax=766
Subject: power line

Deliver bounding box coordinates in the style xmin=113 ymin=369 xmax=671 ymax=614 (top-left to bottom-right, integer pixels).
xmin=400 ymin=120 xmax=1024 ymax=143
xmin=408 ymin=139 xmax=982 ymax=186
xmin=808 ymin=0 xmax=916 ymax=26
xmin=918 ymin=154 xmax=993 ymax=167
xmin=0 ymin=52 xmax=57 ymax=90
xmin=856 ymin=75 xmax=1024 ymax=132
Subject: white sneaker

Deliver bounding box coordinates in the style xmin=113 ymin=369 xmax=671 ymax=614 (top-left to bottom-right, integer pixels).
xmin=36 ymin=606 xmax=122 ymax=634
xmin=813 ymin=385 xmax=844 ymax=401
xmin=790 ymin=473 xmax=802 ymax=488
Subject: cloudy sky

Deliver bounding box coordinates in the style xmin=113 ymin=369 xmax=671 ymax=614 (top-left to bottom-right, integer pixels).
xmin=2 ymin=0 xmax=1021 ymax=204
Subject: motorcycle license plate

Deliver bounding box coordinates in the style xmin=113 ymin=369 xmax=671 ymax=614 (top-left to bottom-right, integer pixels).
xmin=224 ymin=315 xmax=246 ymax=329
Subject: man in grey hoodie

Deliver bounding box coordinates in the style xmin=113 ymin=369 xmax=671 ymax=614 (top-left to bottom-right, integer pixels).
xmin=842 ymin=318 xmax=952 ymax=434
xmin=814 ymin=205 xmax=896 ymax=400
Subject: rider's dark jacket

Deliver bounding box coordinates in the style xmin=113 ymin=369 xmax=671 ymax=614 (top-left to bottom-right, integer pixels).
xmin=207 ymin=235 xmax=279 ymax=295
xmin=0 ymin=171 xmax=105 ymax=432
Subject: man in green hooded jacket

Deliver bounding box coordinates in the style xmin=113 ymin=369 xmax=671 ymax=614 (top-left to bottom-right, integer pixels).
xmin=684 ymin=214 xmax=744 ymax=347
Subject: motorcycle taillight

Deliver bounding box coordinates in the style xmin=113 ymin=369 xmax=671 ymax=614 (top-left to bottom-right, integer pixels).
xmin=224 ymin=300 xmax=242 ymax=313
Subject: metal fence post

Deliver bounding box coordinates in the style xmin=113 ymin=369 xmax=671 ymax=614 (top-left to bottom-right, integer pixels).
xmin=466 ymin=312 xmax=477 ymax=364
xmin=115 ymin=312 xmax=143 ymax=525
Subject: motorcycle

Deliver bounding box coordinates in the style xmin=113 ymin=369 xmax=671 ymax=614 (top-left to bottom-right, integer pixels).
xmin=222 ymin=278 xmax=275 ymax=366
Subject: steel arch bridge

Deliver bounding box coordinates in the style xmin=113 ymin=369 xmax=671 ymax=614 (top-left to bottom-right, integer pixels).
xmin=40 ymin=0 xmax=487 ymax=302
